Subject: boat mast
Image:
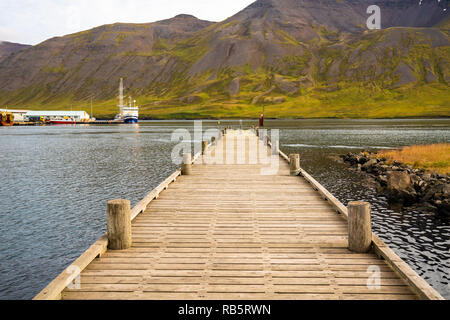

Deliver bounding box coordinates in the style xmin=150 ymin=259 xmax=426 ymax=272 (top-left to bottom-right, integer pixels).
xmin=119 ymin=78 xmax=124 ymax=116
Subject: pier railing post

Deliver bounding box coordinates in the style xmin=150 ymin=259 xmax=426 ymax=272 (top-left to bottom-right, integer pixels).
xmin=107 ymin=199 xmax=132 ymax=250
xmin=289 ymin=154 xmax=301 ymax=176
xmin=182 ymin=153 xmax=192 ymax=175
xmin=348 ymin=201 xmax=372 ymax=253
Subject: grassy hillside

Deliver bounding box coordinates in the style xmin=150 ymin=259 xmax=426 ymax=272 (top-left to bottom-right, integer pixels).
xmin=19 ymin=82 xmax=449 ymax=119
xmin=0 ymin=1 xmax=448 ymax=119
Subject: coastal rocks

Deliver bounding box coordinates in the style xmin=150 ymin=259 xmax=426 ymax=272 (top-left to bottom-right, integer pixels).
xmin=385 ymin=171 xmax=417 ymax=205
xmin=341 ymin=152 xmax=450 ymax=217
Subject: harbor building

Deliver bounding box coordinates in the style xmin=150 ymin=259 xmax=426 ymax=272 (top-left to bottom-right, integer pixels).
xmin=24 ymin=111 xmax=91 ymax=123
xmin=0 ymin=109 xmax=30 ymax=122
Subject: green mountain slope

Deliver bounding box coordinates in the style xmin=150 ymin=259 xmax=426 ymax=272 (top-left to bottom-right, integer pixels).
xmin=0 ymin=0 xmax=448 ymax=119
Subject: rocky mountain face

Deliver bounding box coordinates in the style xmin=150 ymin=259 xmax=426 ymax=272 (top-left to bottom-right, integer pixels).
xmin=0 ymin=0 xmax=448 ymax=118
xmin=0 ymin=41 xmax=30 ymax=61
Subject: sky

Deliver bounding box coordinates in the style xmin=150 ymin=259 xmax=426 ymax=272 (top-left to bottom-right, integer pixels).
xmin=0 ymin=0 xmax=256 ymax=45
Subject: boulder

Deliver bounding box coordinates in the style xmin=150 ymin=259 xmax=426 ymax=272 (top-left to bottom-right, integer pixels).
xmin=275 ymin=76 xmax=299 ymax=95
xmin=180 ymin=95 xmax=203 ymax=104
xmin=228 ymin=77 xmax=240 ymax=96
xmin=361 ymin=158 xmax=378 ymax=171
xmin=386 ymin=171 xmax=417 ymax=205
xmin=273 ymin=97 xmax=286 ymax=104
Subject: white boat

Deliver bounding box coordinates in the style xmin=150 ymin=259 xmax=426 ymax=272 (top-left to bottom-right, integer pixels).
xmin=114 ymin=78 xmax=139 ymax=123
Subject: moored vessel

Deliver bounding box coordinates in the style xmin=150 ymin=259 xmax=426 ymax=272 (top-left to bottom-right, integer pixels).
xmin=115 ymin=78 xmax=139 ymax=123
xmin=0 ymin=111 xmax=14 ymax=126
xmin=49 ymin=118 xmax=77 ymax=125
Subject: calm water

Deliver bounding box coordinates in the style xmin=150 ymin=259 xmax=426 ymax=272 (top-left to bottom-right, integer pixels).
xmin=0 ymin=119 xmax=449 ymax=300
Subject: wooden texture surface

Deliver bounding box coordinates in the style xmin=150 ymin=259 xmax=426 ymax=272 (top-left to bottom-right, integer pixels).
xmin=107 ymin=200 xmax=132 ymax=250
xmin=347 ymin=202 xmax=372 ymax=253
xmin=58 ymin=130 xmax=425 ymax=300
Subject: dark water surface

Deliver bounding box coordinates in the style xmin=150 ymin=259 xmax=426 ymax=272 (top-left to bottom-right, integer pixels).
xmin=0 ymin=119 xmax=449 ymax=300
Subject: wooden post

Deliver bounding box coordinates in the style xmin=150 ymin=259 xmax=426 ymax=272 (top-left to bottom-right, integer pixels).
xmin=256 ymin=128 xmax=259 ymax=137
xmin=289 ymin=154 xmax=301 ymax=176
xmin=107 ymin=200 xmax=132 ymax=250
xmin=202 ymin=141 xmax=208 ymax=155
xmin=182 ymin=153 xmax=192 ymax=175
xmin=348 ymin=201 xmax=372 ymax=253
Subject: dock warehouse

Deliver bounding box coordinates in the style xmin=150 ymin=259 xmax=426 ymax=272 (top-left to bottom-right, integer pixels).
xmin=24 ymin=111 xmax=90 ymax=122
xmin=0 ymin=109 xmax=30 ymax=121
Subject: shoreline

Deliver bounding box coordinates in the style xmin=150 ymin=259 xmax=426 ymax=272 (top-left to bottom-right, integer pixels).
xmin=341 ymin=151 xmax=450 ymax=217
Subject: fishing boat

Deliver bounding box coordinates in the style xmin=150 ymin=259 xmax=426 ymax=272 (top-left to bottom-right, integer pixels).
xmin=0 ymin=111 xmax=14 ymax=126
xmin=114 ymin=78 xmax=139 ymax=124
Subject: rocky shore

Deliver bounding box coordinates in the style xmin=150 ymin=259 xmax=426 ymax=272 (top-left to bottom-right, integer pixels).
xmin=341 ymin=152 xmax=450 ymax=217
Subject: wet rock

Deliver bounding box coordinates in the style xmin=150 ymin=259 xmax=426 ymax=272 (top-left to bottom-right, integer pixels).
xmin=386 ymin=171 xmax=417 ymax=205
xmin=362 ymin=158 xmax=378 ymax=171
xmin=437 ymin=199 xmax=450 ymax=216
xmin=378 ymin=175 xmax=388 ymax=186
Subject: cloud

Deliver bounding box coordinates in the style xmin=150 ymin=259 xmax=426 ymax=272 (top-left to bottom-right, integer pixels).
xmin=0 ymin=0 xmax=255 ymax=45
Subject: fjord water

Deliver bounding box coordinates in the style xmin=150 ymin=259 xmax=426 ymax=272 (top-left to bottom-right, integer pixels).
xmin=0 ymin=119 xmax=449 ymax=300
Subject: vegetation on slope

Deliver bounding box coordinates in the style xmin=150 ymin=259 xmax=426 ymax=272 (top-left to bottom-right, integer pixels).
xmin=377 ymin=144 xmax=450 ymax=175
xmin=0 ymin=1 xmax=448 ymax=119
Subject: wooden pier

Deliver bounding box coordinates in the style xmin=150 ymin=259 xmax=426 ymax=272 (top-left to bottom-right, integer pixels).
xmin=35 ymin=129 xmax=444 ymax=300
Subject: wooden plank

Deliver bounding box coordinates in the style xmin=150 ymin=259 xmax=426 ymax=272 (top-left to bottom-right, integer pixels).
xmin=372 ymin=234 xmax=444 ymax=300
xmin=273 ymin=140 xmax=443 ymax=300
xmin=34 ymin=167 xmax=183 ymax=300
xmin=33 ymin=234 xmax=108 ymax=300
xmin=130 ymin=170 xmax=182 ymax=220
xmin=37 ymin=130 xmax=440 ymax=300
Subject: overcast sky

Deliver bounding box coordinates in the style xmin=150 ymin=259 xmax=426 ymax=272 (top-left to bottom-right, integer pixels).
xmin=0 ymin=0 xmax=256 ymax=45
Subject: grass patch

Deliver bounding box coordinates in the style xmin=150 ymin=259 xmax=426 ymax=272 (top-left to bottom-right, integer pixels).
xmin=377 ymin=144 xmax=450 ymax=175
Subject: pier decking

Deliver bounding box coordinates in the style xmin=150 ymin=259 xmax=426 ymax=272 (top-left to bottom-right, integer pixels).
xmin=35 ymin=130 xmax=444 ymax=300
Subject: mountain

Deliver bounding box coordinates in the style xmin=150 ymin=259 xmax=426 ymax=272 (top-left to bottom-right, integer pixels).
xmin=0 ymin=0 xmax=448 ymax=119
xmin=0 ymin=41 xmax=30 ymax=61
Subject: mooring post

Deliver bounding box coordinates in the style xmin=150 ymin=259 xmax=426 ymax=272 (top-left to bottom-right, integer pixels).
xmin=348 ymin=201 xmax=372 ymax=253
xmin=202 ymin=141 xmax=208 ymax=155
xmin=256 ymin=127 xmax=259 ymax=137
xmin=107 ymin=199 xmax=132 ymax=250
xmin=289 ymin=154 xmax=301 ymax=176
xmin=182 ymin=153 xmax=192 ymax=175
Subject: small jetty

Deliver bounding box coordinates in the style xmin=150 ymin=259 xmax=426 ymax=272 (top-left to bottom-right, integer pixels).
xmin=34 ymin=129 xmax=444 ymax=300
